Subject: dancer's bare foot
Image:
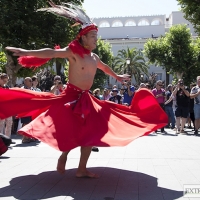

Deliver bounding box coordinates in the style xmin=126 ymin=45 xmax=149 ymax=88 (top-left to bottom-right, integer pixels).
xmin=56 ymin=154 xmax=67 ymax=174
xmin=76 ymin=169 xmax=99 ymax=178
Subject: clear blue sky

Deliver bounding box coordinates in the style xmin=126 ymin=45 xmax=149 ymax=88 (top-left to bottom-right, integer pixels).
xmin=82 ymin=0 xmax=180 ymax=18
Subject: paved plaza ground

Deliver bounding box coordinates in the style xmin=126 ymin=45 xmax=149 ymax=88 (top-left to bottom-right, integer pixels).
xmin=1 ymin=127 xmax=200 ymax=200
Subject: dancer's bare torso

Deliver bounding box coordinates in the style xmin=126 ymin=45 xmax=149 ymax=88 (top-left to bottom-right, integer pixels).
xmin=64 ymin=48 xmax=99 ymax=90
xmin=68 ymin=53 xmax=98 ymax=90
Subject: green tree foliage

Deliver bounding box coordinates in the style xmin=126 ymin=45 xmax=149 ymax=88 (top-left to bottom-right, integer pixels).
xmin=0 ymin=45 xmax=6 ymax=72
xmin=144 ymin=24 xmax=200 ymax=85
xmin=0 ymin=0 xmax=83 ymax=85
xmin=115 ymin=47 xmax=149 ymax=84
xmin=91 ymin=38 xmax=114 ymax=90
xmin=177 ymin=0 xmax=200 ymax=35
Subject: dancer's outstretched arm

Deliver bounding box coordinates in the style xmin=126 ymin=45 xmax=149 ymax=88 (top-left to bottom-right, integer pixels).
xmin=6 ymin=46 xmax=71 ymax=59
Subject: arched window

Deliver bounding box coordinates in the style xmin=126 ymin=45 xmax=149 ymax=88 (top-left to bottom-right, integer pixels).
xmin=99 ymin=21 xmax=110 ymax=27
xmin=125 ymin=20 xmax=136 ymax=26
xmin=112 ymin=21 xmax=123 ymax=27
xmin=151 ymin=19 xmax=162 ymax=25
xmin=138 ymin=19 xmax=149 ymax=26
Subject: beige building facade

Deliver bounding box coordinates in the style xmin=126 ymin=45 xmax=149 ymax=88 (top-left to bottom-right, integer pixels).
xmin=93 ymin=11 xmax=198 ymax=88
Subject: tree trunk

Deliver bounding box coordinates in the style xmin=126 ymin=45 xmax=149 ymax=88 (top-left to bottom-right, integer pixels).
xmin=166 ymin=71 xmax=169 ymax=86
xmin=5 ymin=54 xmax=21 ymax=87
xmin=56 ymin=60 xmax=61 ymax=75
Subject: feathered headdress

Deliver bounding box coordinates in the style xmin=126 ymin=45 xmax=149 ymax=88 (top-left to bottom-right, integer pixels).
xmin=38 ymin=1 xmax=92 ymax=27
xmin=37 ymin=0 xmax=98 ymax=38
xmin=37 ymin=0 xmax=98 ymax=37
xmin=18 ymin=1 xmax=98 ymax=68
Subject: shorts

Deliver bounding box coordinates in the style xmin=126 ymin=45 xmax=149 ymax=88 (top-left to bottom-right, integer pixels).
xmin=175 ymin=106 xmax=189 ymax=118
xmin=194 ymin=104 xmax=200 ymax=119
xmin=20 ymin=116 xmax=32 ymax=124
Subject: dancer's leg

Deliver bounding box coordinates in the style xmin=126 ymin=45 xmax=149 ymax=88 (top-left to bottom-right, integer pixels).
xmin=57 ymin=151 xmax=70 ymax=174
xmin=76 ymin=146 xmax=99 ymax=178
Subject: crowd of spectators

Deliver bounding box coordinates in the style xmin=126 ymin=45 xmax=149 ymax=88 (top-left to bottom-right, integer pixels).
xmin=92 ymin=78 xmax=200 ymax=136
xmin=0 ymin=71 xmax=67 ymax=143
xmin=1 ymin=72 xmax=200 ymax=142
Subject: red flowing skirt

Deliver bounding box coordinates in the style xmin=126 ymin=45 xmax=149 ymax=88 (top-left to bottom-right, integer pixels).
xmin=0 ymin=84 xmax=167 ymax=151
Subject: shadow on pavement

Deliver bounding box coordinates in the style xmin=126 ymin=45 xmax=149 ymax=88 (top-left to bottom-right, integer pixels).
xmin=161 ymin=132 xmax=178 ymax=136
xmin=0 ymin=167 xmax=183 ymax=200
xmin=0 ymin=156 xmax=10 ymax=159
xmin=147 ymin=133 xmax=157 ymax=136
xmin=10 ymin=134 xmax=22 ymax=140
xmin=12 ymin=141 xmax=41 ymax=148
xmin=10 ymin=134 xmax=41 ymax=148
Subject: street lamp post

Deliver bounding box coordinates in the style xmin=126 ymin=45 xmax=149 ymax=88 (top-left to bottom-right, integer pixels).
xmin=126 ymin=58 xmax=130 ymax=74
xmin=140 ymin=74 xmax=144 ymax=84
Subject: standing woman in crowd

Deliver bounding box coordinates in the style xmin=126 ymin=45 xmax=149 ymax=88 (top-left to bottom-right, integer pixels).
xmin=32 ymin=76 xmax=41 ymax=92
xmin=93 ymin=88 xmax=101 ymax=100
xmin=102 ymin=88 xmax=111 ymax=100
xmin=187 ymin=83 xmax=196 ymax=129
xmin=0 ymin=73 xmax=13 ymax=138
xmin=152 ymin=80 xmax=166 ymax=133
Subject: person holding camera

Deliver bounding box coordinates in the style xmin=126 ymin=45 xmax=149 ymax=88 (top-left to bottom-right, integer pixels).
xmin=170 ymin=79 xmax=190 ymax=134
xmin=121 ymin=81 xmax=135 ymax=106
xmin=50 ymin=75 xmax=64 ymax=95
xmin=109 ymin=88 xmax=122 ymax=104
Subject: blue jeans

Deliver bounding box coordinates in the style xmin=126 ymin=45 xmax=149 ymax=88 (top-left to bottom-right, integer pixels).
xmin=194 ymin=104 xmax=200 ymax=119
xmin=165 ymin=106 xmax=175 ymax=128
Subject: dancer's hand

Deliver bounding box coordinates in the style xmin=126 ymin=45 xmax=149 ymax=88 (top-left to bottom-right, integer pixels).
xmin=6 ymin=47 xmax=28 ymax=56
xmin=116 ymin=74 xmax=130 ymax=82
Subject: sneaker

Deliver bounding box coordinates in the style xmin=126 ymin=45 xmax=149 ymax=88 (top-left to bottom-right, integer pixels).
xmin=161 ymin=130 xmax=167 ymax=134
xmin=91 ymin=147 xmax=99 ymax=152
xmin=194 ymin=130 xmax=198 ymax=136
xmin=173 ymin=128 xmax=180 ymax=134
xmin=22 ymin=138 xmax=31 ymax=143
xmin=153 ymin=130 xmax=158 ymax=134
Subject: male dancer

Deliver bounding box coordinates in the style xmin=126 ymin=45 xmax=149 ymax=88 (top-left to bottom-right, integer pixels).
xmin=3 ymin=2 xmax=167 ymax=178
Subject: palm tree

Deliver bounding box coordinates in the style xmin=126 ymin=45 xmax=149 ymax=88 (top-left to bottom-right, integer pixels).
xmin=114 ymin=47 xmax=149 ymax=84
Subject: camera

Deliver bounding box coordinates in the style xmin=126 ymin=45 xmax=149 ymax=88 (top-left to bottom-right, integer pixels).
xmin=58 ymin=81 xmax=62 ymax=85
xmin=179 ymin=82 xmax=183 ymax=86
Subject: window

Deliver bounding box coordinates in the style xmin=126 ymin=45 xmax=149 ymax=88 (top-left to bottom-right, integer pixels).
xmin=99 ymin=22 xmax=110 ymax=27
xmin=156 ymin=73 xmax=162 ymax=80
xmin=112 ymin=21 xmax=123 ymax=27
xmin=151 ymin=19 xmax=162 ymax=25
xmin=138 ymin=19 xmax=149 ymax=26
xmin=125 ymin=20 xmax=136 ymax=26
